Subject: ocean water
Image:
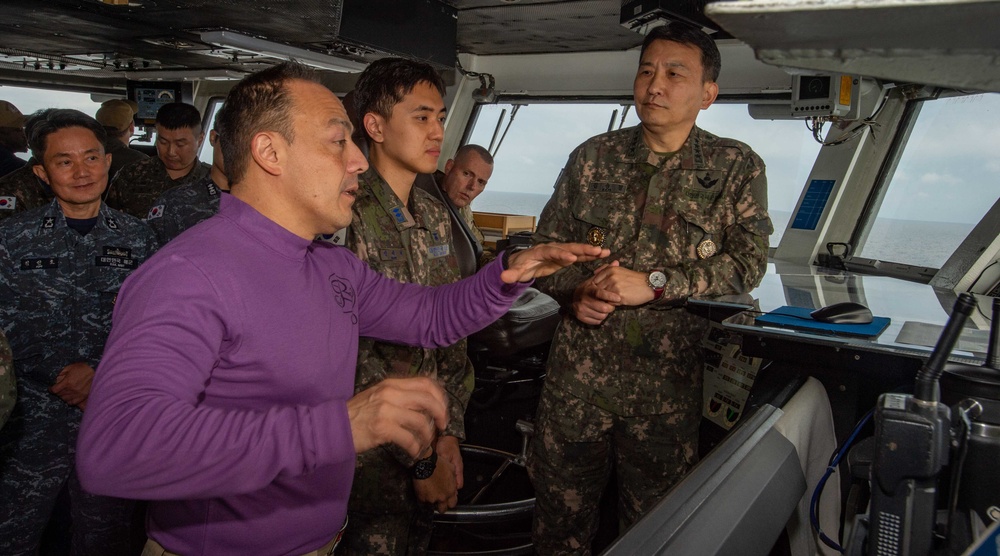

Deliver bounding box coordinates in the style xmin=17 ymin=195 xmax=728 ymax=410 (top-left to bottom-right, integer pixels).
xmin=472 ymin=190 xmax=552 ymax=219
xmin=770 ymin=210 xmax=971 ymax=269
xmin=472 ymin=192 xmax=969 ymax=269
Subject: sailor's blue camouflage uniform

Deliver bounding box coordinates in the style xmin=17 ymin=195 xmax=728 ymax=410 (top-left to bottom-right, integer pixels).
xmin=529 ymin=125 xmax=772 ymax=554
xmin=146 ymin=175 xmax=225 ymax=245
xmin=0 ymin=200 xmax=157 ymax=555
xmin=107 ymin=156 xmax=210 ymax=219
xmin=0 ymin=330 xmax=14 ymax=429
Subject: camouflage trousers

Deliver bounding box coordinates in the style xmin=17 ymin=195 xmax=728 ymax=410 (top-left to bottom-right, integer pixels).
xmin=0 ymin=386 xmax=135 ymax=556
xmin=340 ymin=448 xmax=435 ymax=556
xmin=527 ymin=385 xmax=700 ymax=556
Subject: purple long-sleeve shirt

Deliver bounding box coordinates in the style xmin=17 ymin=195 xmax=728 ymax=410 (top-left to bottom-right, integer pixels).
xmin=76 ymin=195 xmax=527 ymax=555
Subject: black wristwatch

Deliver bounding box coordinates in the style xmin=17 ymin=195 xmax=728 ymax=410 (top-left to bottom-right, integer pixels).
xmin=412 ymin=450 xmax=437 ymax=480
xmin=501 ymin=245 xmax=528 ymax=270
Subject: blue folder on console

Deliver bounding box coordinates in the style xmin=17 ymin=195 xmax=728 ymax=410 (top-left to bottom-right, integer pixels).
xmin=755 ymin=306 xmax=891 ymax=338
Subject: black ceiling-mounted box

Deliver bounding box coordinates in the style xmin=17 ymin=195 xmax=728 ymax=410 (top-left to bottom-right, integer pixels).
xmin=340 ymin=0 xmax=457 ymax=68
xmin=620 ymin=0 xmax=723 ymax=35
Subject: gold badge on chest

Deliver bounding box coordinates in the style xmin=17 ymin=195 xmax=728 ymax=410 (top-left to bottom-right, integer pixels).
xmin=697 ymin=238 xmax=717 ymax=259
xmin=587 ymin=226 xmax=606 ymax=247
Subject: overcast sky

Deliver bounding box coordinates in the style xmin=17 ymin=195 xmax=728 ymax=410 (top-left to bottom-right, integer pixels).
xmin=467 ymin=94 xmax=999 ymax=226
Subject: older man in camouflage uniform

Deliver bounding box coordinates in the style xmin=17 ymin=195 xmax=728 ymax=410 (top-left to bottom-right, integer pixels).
xmin=107 ymin=102 xmax=209 ymax=218
xmin=0 ymin=109 xmax=157 ymax=555
xmin=528 ymin=24 xmax=772 ymax=554
xmin=0 ymin=331 xmax=13 ymax=430
xmin=146 ymin=126 xmax=229 ymax=244
xmin=342 ymin=57 xmax=471 ymax=556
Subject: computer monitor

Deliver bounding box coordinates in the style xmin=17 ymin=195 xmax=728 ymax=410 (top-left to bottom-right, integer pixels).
xmin=126 ymin=81 xmax=190 ymax=126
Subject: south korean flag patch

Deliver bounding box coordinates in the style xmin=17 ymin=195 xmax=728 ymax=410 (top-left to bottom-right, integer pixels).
xmin=146 ymin=205 xmax=165 ymax=221
xmin=0 ymin=196 xmax=15 ymax=211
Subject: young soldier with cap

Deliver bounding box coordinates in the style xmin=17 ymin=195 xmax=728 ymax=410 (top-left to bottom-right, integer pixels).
xmin=0 ymin=100 xmax=27 ymax=178
xmin=0 ymin=108 xmax=54 ymax=221
xmin=95 ymin=99 xmax=149 ymax=182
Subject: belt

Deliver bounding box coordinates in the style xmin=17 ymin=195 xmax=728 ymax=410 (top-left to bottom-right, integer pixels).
xmin=142 ymin=517 xmax=347 ymax=556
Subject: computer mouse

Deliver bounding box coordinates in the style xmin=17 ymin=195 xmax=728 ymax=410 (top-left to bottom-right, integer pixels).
xmin=810 ymin=302 xmax=873 ymax=324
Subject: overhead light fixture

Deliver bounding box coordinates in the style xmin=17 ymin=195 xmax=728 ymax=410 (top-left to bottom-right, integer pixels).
xmin=125 ymin=69 xmax=247 ymax=81
xmin=199 ymin=30 xmax=366 ymax=73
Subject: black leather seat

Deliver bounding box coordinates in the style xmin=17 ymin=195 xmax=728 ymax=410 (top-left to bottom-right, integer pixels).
xmin=414 ymin=173 xmax=561 ymax=354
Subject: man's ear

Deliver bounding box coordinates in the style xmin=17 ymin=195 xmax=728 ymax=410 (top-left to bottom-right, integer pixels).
xmin=363 ymin=113 xmax=385 ymax=145
xmin=250 ymin=131 xmax=283 ymax=177
xmin=701 ymin=81 xmax=719 ymax=110
xmin=32 ymin=163 xmax=49 ymax=185
xmin=444 ymin=159 xmax=455 ymax=174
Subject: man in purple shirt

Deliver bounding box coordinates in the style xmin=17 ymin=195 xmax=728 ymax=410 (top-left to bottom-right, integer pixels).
xmin=76 ymin=62 xmax=608 ymax=556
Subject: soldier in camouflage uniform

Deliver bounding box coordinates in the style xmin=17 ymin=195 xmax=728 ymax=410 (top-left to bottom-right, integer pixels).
xmin=146 ymin=127 xmax=229 ymax=244
xmin=0 ymin=109 xmax=157 ymax=555
xmin=528 ymin=25 xmax=772 ymax=554
xmin=0 ymin=330 xmax=14 ymax=430
xmin=0 ymin=162 xmax=52 ymax=220
xmin=342 ymin=57 xmax=472 ymax=556
xmin=95 ymin=99 xmax=149 ymax=182
xmin=0 ymin=100 xmax=27 ymax=177
xmin=107 ymin=102 xmax=209 ymax=218
xmin=1 ymin=109 xmax=55 ymax=220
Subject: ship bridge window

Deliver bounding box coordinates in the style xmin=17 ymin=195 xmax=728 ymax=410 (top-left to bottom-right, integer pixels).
xmin=855 ymin=93 xmax=1000 ymax=269
xmin=464 ymin=101 xmax=821 ymax=246
xmin=0 ymin=85 xmax=103 ymax=162
xmin=197 ymin=97 xmax=225 ymax=165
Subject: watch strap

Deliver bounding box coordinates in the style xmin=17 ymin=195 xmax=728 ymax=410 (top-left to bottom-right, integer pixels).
xmin=648 ymin=270 xmax=666 ymax=301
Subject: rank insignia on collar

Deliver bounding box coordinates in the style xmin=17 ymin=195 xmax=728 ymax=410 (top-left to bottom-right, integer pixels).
xmin=390 ymin=207 xmax=408 ymax=225
xmin=697 ymin=238 xmax=717 ymax=259
xmin=587 ymin=226 xmax=606 ymax=247
xmin=42 ymin=217 xmax=55 ymax=228
xmin=105 ymin=217 xmax=119 ymax=230
xmin=697 ymin=174 xmax=720 ymax=189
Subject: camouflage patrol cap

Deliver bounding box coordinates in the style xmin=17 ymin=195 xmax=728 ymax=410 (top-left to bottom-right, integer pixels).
xmin=96 ymin=99 xmax=136 ymax=131
xmin=0 ymin=100 xmax=25 ymax=129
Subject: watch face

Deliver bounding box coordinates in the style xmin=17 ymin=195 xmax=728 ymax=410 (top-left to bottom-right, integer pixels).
xmin=413 ymin=460 xmax=435 ymax=480
xmin=648 ymin=271 xmax=667 ymax=289
xmin=412 ymin=452 xmax=437 ymax=480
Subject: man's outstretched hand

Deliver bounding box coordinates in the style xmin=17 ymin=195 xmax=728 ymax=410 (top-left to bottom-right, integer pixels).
xmin=500 ymin=243 xmax=610 ymax=284
xmin=348 ymin=377 xmax=449 ymax=459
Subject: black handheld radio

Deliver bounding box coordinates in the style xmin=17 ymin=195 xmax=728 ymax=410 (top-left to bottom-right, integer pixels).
xmin=867 ymin=293 xmax=977 ymax=556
